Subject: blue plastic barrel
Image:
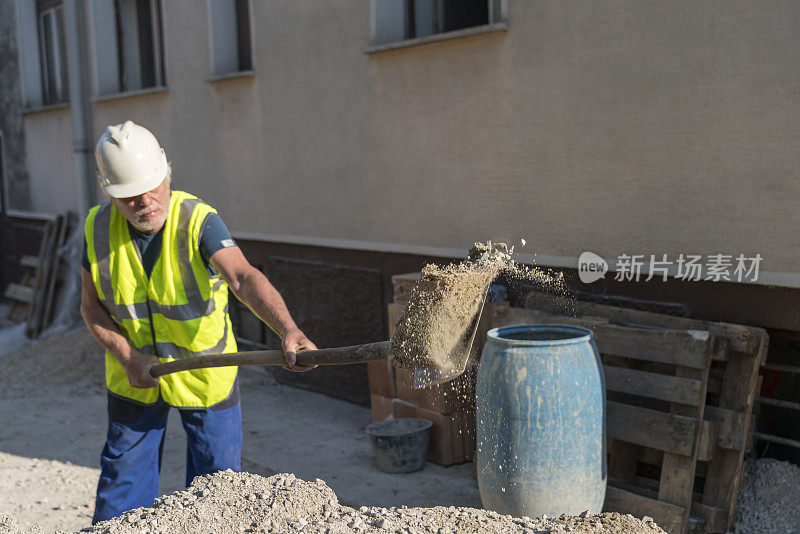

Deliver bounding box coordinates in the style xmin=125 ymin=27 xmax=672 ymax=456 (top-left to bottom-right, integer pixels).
xmin=476 ymin=324 xmax=606 ymax=517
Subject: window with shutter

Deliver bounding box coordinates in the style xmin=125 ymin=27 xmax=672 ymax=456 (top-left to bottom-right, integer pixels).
xmin=209 ymin=0 xmax=253 ymax=76
xmin=36 ymin=0 xmax=69 ymax=105
xmin=374 ymin=0 xmax=499 ymax=46
xmin=114 ymin=0 xmax=165 ymax=92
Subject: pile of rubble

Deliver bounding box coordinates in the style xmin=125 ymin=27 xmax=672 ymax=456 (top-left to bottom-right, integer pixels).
xmin=81 ymin=471 xmax=664 ymax=534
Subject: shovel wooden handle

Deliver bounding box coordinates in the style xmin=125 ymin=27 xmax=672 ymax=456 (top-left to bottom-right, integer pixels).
xmin=149 ymin=340 xmax=392 ymax=378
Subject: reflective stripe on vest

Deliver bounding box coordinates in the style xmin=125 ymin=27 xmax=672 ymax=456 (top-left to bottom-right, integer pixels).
xmin=85 ymin=190 xmax=238 ymax=408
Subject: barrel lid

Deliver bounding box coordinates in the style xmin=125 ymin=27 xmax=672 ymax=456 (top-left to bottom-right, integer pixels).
xmin=487 ymin=324 xmax=594 ymax=347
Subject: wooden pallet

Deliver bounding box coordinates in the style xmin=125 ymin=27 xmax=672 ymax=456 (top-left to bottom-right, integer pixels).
xmin=518 ymin=293 xmax=767 ymax=533
xmin=493 ymin=304 xmax=714 ymax=534
xmin=4 ymin=221 xmax=53 ymax=324
xmin=3 ymin=213 xmax=73 ymax=337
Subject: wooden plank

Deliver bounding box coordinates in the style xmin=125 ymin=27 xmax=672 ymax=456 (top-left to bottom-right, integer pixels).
xmin=604 ymin=485 xmax=685 ymax=534
xmin=658 ymin=362 xmax=710 ymax=534
xmin=704 ymin=405 xmax=747 ymax=451
xmin=25 ymin=219 xmax=54 ymax=338
xmin=711 ymin=337 xmax=729 ymax=363
xmin=607 ymin=401 xmax=699 ymax=456
xmin=4 ymin=283 xmax=34 ymax=303
xmin=41 ymin=212 xmax=70 ymax=330
xmin=523 ymin=291 xmax=758 ymax=353
xmin=608 ymin=440 xmax=640 ymax=484
xmin=490 ymin=302 xmax=610 ymax=330
xmin=701 ymin=334 xmax=767 ymax=532
xmin=658 ymin=452 xmax=695 ymax=532
xmin=604 ymin=365 xmax=704 ymax=406
xmin=687 ymin=516 xmax=707 ymax=534
xmin=689 ymin=501 xmax=728 ymax=533
xmin=592 ymin=325 xmax=712 ymax=370
xmin=637 ymin=446 xmax=662 ymax=467
xmin=493 ymin=305 xmax=713 ymax=369
xmin=19 ymin=255 xmax=39 ymax=269
xmin=696 ymin=419 xmax=717 ymax=462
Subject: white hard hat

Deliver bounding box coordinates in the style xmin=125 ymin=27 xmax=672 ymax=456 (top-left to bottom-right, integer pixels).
xmin=95 ymin=120 xmax=169 ymax=198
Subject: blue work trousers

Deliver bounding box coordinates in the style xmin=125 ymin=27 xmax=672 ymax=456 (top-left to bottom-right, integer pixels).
xmin=92 ymin=395 xmax=242 ymax=524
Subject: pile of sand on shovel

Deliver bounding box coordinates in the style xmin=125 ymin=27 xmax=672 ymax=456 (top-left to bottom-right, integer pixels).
xmin=390 ymin=241 xmax=559 ymax=381
xmin=390 ymin=261 xmax=498 ymax=381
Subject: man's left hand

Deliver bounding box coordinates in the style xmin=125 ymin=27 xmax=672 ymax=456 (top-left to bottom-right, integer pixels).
xmin=282 ymin=328 xmax=318 ymax=372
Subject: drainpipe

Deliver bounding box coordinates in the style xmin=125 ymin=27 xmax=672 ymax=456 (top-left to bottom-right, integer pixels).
xmin=63 ymin=0 xmax=95 ymax=217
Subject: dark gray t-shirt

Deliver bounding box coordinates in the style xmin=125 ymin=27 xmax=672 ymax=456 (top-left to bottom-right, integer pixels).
xmin=82 ymin=212 xmax=236 ymax=278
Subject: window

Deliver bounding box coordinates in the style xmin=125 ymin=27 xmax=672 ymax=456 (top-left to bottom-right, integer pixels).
xmin=374 ymin=0 xmax=499 ymax=46
xmin=92 ymin=0 xmax=166 ymax=95
xmin=208 ymin=0 xmax=252 ymax=76
xmin=114 ymin=0 xmax=165 ymax=91
xmin=37 ymin=0 xmax=69 ymax=104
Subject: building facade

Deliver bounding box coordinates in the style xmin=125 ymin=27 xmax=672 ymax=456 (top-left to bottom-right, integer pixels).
xmin=5 ymin=0 xmax=800 ymax=402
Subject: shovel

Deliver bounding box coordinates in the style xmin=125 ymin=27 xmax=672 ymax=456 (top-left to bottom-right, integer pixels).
xmin=150 ymin=267 xmax=493 ymax=389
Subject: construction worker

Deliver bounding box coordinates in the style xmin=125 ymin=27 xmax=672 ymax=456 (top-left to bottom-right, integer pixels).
xmin=80 ymin=120 xmax=317 ymax=523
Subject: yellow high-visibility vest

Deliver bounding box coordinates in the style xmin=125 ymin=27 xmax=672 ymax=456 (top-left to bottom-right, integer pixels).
xmin=85 ymin=190 xmax=238 ymax=408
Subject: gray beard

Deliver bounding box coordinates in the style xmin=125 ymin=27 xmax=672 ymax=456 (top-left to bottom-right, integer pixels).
xmin=132 ymin=210 xmax=166 ymax=233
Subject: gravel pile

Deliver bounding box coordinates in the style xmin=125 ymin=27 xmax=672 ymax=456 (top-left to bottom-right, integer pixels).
xmin=735 ymin=458 xmax=800 ymax=533
xmin=0 ymin=328 xmax=104 ymax=400
xmin=0 ymin=513 xmax=42 ymax=533
xmin=84 ymin=471 xmax=665 ymax=534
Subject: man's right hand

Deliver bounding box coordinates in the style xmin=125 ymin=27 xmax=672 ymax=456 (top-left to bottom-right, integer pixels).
xmin=123 ymin=349 xmax=160 ymax=389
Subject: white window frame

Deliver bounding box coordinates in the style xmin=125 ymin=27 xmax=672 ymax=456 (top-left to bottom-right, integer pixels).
xmin=369 ymin=0 xmax=507 ymax=53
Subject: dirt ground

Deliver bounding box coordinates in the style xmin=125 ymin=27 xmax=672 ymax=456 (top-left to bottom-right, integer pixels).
xmin=1 ymin=327 xmax=793 ymax=533
xmin=0 ymin=328 xmax=480 ymax=532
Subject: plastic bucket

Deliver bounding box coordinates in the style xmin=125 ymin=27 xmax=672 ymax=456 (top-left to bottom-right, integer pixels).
xmin=366 ymin=418 xmax=433 ymax=473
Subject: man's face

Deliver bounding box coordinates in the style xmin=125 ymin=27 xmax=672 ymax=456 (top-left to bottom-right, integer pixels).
xmin=111 ymin=179 xmax=171 ymax=234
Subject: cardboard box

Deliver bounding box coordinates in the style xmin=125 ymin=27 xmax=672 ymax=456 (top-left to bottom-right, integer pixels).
xmin=388 ymin=301 xmax=486 ymax=416
xmin=394 ymin=366 xmax=470 ymax=415
xmin=367 ymin=360 xmax=395 ymax=398
xmin=379 ymin=399 xmax=475 ymax=466
xmin=370 ymin=394 xmax=392 ymax=422
xmin=391 ymin=398 xmax=417 ymax=419
xmin=387 ymin=302 xmax=405 ymax=338
xmin=414 ymin=405 xmax=468 ymax=466
xmin=391 ymin=272 xmax=421 ymax=304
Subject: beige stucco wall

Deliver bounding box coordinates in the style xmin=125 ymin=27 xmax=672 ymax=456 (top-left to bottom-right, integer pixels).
xmin=23 ymin=0 xmax=800 ymax=283
xmin=23 ymin=108 xmax=76 ymax=214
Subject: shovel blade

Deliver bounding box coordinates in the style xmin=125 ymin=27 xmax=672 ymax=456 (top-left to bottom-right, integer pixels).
xmin=411 ymin=289 xmax=488 ymax=389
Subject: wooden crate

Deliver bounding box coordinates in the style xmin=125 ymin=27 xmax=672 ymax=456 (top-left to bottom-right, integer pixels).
xmin=390 ymin=272 xmax=421 ymax=304
xmin=517 ymin=294 xmax=768 ymax=533
xmin=493 ymin=305 xmax=715 ymax=534
xmin=382 ymin=300 xmax=498 ymax=415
